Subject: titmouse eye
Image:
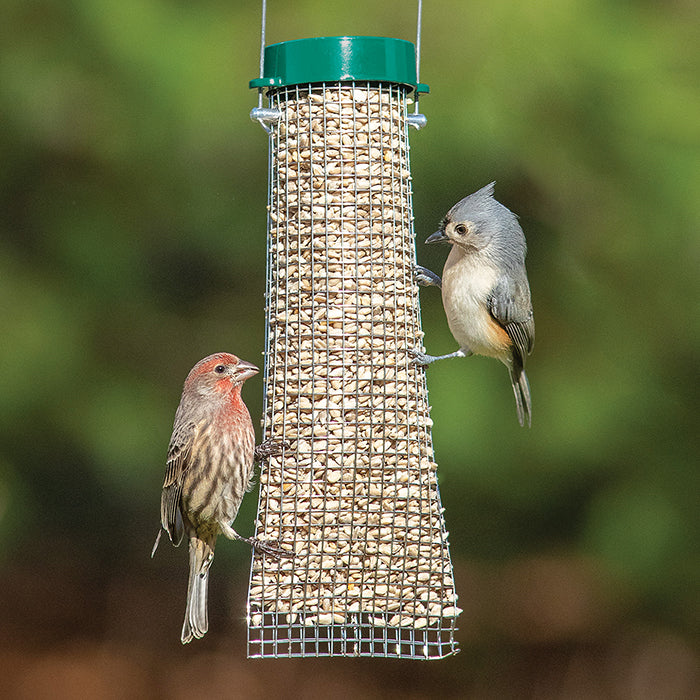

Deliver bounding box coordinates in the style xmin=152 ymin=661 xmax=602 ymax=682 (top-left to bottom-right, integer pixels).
xmin=214 ymin=364 xmax=226 ymax=374
xmin=454 ymin=224 xmax=468 ymax=235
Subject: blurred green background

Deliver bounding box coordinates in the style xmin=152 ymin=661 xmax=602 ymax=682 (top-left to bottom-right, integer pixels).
xmin=1 ymin=1 xmax=698 ymax=697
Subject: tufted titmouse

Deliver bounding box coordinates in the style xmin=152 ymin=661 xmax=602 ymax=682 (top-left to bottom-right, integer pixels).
xmin=411 ymin=182 xmax=535 ymax=427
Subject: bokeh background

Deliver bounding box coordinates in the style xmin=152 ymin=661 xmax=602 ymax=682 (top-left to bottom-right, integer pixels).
xmin=1 ymin=1 xmax=698 ymax=697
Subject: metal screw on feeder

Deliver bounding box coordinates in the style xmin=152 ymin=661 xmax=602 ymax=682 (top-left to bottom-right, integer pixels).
xmin=246 ymin=18 xmax=460 ymax=660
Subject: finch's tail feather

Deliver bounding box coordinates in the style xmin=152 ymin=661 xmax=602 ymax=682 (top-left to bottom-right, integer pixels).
xmin=509 ymin=366 xmax=532 ymax=428
xmin=182 ymin=537 xmax=213 ymax=644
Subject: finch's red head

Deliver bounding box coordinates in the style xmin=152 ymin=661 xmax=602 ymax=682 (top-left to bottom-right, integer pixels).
xmin=184 ymin=353 xmax=259 ymax=396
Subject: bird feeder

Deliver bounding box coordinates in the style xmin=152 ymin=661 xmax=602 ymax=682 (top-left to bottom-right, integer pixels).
xmin=247 ymin=33 xmax=459 ymax=660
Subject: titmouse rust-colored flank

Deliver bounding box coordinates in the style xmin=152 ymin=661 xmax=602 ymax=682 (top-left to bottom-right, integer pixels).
xmin=412 ymin=182 xmax=535 ymax=427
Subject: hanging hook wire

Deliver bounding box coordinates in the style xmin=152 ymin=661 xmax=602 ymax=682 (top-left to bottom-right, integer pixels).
xmin=415 ymin=0 xmax=422 ymax=95
xmin=407 ymin=0 xmax=427 ymax=129
xmin=251 ymin=0 xmax=279 ymax=132
xmin=258 ymin=0 xmax=267 ymax=110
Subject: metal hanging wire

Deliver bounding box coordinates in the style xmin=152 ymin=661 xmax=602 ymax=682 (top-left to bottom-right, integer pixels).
xmin=414 ymin=0 xmax=423 ymax=113
xmin=258 ymin=0 xmax=267 ymax=108
xmin=250 ymin=0 xmax=279 ymax=131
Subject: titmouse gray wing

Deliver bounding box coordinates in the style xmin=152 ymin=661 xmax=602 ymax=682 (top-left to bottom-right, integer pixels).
xmin=489 ymin=274 xmax=535 ymax=364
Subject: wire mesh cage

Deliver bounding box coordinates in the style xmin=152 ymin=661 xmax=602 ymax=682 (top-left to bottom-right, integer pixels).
xmin=247 ymin=36 xmax=460 ymax=660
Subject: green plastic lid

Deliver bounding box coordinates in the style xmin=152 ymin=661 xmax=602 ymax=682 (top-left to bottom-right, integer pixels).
xmin=250 ymin=36 xmax=429 ymax=93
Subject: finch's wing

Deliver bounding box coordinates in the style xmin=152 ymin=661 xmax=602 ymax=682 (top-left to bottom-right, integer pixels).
xmin=489 ymin=275 xmax=535 ymax=366
xmin=160 ymin=420 xmax=197 ymax=546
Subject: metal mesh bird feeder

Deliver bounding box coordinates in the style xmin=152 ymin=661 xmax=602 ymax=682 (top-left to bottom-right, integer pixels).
xmin=247 ymin=28 xmax=460 ymax=660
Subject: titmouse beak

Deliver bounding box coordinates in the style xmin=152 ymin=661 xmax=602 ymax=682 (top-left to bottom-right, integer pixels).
xmin=425 ymin=229 xmax=448 ymax=245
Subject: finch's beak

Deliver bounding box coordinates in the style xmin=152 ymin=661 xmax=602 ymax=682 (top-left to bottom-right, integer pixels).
xmin=234 ymin=360 xmax=259 ymax=382
xmin=425 ymin=229 xmax=448 ymax=244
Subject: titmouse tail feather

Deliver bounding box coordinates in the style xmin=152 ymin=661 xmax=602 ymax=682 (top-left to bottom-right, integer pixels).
xmin=182 ymin=536 xmax=212 ymax=644
xmin=509 ymin=367 xmax=532 ymax=428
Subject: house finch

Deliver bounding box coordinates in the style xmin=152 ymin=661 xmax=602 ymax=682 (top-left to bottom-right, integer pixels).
xmin=152 ymin=352 xmax=282 ymax=643
xmin=412 ymin=182 xmax=535 ymax=427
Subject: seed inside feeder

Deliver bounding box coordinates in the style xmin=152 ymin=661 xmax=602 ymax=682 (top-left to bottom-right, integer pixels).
xmin=248 ymin=72 xmax=459 ymax=660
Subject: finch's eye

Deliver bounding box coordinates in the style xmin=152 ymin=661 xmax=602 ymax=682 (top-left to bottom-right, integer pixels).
xmin=455 ymin=224 xmax=468 ymax=235
xmin=214 ymin=364 xmax=226 ymax=374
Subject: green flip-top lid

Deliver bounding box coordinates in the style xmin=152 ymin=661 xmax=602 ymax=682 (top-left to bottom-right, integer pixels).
xmin=250 ymin=36 xmax=429 ymax=93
